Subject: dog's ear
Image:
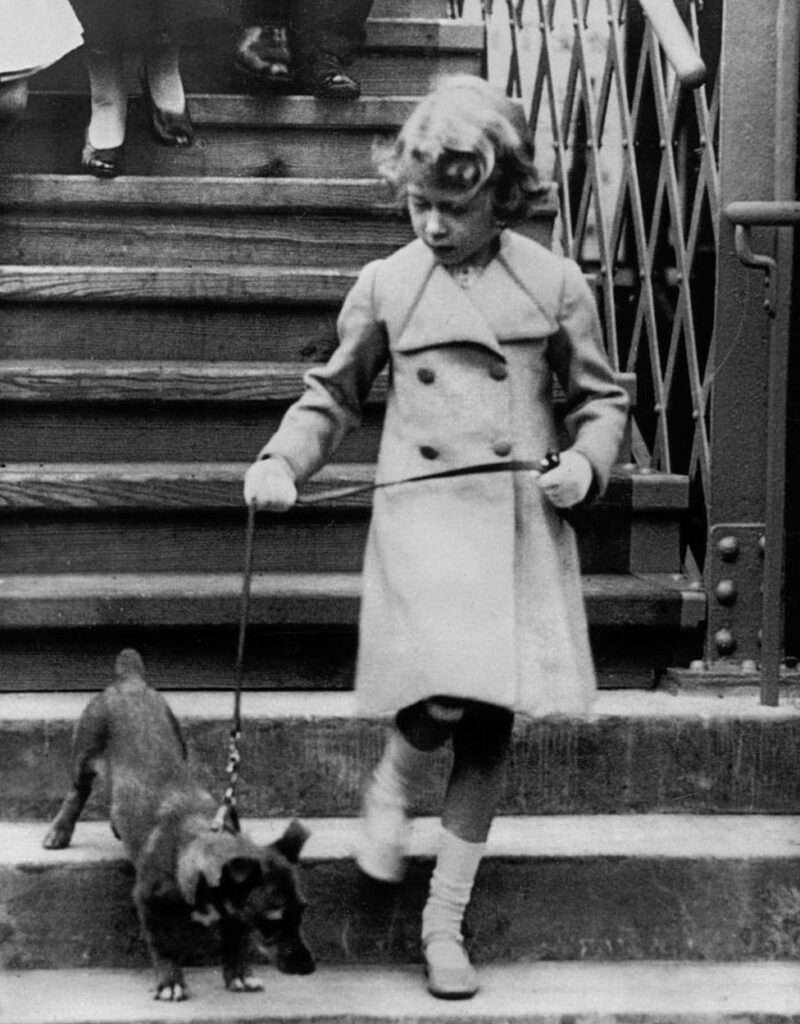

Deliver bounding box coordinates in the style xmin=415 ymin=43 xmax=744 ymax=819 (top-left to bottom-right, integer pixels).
xmin=271 ymin=819 xmax=310 ymax=864
xmin=177 ymin=832 xmax=244 ymax=904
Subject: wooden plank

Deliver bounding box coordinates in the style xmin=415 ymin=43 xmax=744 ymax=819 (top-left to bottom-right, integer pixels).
xmin=0 ymin=572 xmax=705 ymax=629
xmin=0 ymin=360 xmax=388 ymax=403
xmin=0 ymin=174 xmax=402 ymax=213
xmin=0 ymin=210 xmax=412 ymax=268
xmin=0 ymin=464 xmax=688 ymax=512
xmin=0 ymin=266 xmax=357 ymax=304
xmin=0 ymin=408 xmax=385 ymax=462
xmin=363 ymin=18 xmax=483 ymax=50
xmin=0 ymin=362 xmax=634 ymax=405
xmin=0 ymin=305 xmax=341 ymax=361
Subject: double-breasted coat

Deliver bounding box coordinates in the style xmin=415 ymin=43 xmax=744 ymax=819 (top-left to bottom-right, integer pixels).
xmin=262 ymin=230 xmax=629 ymax=718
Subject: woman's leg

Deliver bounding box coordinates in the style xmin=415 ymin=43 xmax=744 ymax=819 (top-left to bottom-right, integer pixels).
xmin=84 ymin=47 xmax=127 ymax=151
xmin=421 ymin=703 xmax=513 ymax=999
xmin=355 ymin=700 xmax=450 ymax=883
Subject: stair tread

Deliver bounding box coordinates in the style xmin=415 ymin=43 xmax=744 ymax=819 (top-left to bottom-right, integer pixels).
xmin=5 ymin=814 xmax=800 ymax=865
xmin=5 ymin=961 xmax=799 ymax=1022
xmin=1 ymin=688 xmax=792 ymax=724
xmin=0 ymin=174 xmax=399 ymax=211
xmin=0 ymin=571 xmax=706 ymax=630
xmin=0 ymin=461 xmax=688 ymax=511
xmin=0 ymin=175 xmax=557 ymax=217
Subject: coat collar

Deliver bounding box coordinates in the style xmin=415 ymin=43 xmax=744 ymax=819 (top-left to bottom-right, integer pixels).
xmin=385 ymin=233 xmax=560 ymax=358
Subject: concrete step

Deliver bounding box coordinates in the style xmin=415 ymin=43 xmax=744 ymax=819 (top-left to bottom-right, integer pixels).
xmin=2 ymin=691 xmax=798 ymax=818
xmin=4 ymin=962 xmax=800 ymax=1023
xmin=3 ymin=815 xmax=800 ymax=968
xmin=0 ymin=462 xmax=687 ymax=575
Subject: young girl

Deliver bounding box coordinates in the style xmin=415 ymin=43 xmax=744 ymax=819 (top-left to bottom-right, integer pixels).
xmin=244 ymin=74 xmax=629 ymax=999
xmin=69 ymin=0 xmax=194 ymax=177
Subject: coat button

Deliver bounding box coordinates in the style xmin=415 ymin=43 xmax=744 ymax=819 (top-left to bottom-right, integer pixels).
xmin=493 ymin=440 xmax=512 ymax=457
xmin=420 ymin=445 xmax=439 ymax=460
xmin=489 ymin=362 xmax=508 ymax=380
xmin=417 ymin=367 xmax=436 ymax=384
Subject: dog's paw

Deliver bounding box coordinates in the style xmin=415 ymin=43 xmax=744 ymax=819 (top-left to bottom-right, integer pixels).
xmin=155 ymin=982 xmax=189 ymax=1001
xmin=226 ymin=975 xmax=265 ymax=993
xmin=42 ymin=822 xmax=72 ymax=849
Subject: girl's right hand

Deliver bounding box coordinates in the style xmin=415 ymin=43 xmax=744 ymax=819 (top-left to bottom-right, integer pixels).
xmin=243 ymin=457 xmax=297 ymax=511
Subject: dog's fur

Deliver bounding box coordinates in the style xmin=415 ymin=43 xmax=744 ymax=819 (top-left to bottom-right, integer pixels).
xmin=43 ymin=648 xmax=315 ymax=1000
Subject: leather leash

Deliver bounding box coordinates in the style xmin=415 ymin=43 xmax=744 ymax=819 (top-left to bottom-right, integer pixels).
xmin=212 ymin=452 xmax=559 ymax=832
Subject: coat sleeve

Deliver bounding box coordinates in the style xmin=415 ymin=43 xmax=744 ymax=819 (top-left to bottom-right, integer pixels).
xmin=547 ymin=259 xmax=630 ymax=494
xmin=259 ymin=259 xmax=390 ymax=484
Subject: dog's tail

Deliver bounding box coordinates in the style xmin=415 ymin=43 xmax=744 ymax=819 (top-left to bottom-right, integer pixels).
xmin=115 ymin=648 xmax=146 ymax=681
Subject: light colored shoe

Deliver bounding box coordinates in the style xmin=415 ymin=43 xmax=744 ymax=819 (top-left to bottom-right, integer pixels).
xmin=423 ymin=934 xmax=479 ymax=1000
xmin=354 ymin=780 xmax=408 ymax=883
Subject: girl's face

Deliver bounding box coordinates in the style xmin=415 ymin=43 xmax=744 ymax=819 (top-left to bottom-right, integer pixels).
xmin=407 ymin=180 xmax=500 ymax=267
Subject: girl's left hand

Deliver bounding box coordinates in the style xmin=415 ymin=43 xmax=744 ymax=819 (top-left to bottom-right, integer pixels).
xmin=536 ymin=449 xmax=593 ymax=508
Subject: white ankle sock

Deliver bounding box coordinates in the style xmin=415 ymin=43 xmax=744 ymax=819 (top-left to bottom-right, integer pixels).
xmin=421 ymin=830 xmax=485 ymax=962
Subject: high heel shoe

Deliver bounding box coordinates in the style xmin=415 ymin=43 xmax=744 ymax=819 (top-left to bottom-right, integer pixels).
xmin=140 ymin=72 xmax=193 ymax=147
xmin=81 ymin=136 xmax=123 ymax=178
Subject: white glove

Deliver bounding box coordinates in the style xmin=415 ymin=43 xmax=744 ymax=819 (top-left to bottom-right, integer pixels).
xmin=536 ymin=449 xmax=593 ymax=508
xmin=243 ymin=457 xmax=297 ymax=511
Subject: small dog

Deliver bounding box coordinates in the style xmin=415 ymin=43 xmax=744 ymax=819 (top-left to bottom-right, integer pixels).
xmin=43 ymin=648 xmax=315 ymax=1000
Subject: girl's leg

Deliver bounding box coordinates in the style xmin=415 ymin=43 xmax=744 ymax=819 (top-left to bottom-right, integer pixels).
xmin=355 ymin=700 xmax=450 ymax=883
xmin=421 ymin=703 xmax=513 ymax=999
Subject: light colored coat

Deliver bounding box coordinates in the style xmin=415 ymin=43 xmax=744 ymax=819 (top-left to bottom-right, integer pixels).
xmin=263 ymin=230 xmax=629 ymax=717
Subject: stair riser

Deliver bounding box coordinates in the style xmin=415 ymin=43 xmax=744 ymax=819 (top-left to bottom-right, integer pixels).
xmin=2 ymin=853 xmax=798 ymax=969
xmin=0 ymin=410 xmax=385 ymax=462
xmin=0 ymin=511 xmax=679 ymax=575
xmin=0 ymin=624 xmax=701 ymax=694
xmin=0 ymin=306 xmax=342 ymax=362
xmin=0 ymin=213 xmax=412 ymax=268
xmin=4 ymin=713 xmax=798 ymax=819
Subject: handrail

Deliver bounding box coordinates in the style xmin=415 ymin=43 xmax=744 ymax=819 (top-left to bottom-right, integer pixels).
xmin=635 ymin=0 xmax=707 ymax=87
xmin=723 ymin=200 xmax=800 ymax=705
xmin=725 ymin=200 xmax=800 ymax=226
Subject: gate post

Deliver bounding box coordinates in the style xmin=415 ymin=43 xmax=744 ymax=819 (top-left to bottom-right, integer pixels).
xmin=705 ymin=0 xmax=799 ymax=697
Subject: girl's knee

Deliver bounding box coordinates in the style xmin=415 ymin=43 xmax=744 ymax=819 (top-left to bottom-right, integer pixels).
xmin=452 ymin=702 xmax=513 ymax=766
xmin=396 ymin=699 xmax=454 ymax=751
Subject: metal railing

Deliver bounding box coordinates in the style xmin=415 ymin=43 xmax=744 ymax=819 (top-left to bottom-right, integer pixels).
xmin=471 ymin=0 xmax=719 ymax=565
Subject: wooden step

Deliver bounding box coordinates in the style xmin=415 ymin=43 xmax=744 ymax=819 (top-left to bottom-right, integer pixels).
xmin=2 ymin=690 xmax=797 ymax=818
xmin=5 ymin=963 xmax=800 ymax=1023
xmin=0 ymin=572 xmax=706 ymax=629
xmin=0 ymin=175 xmax=557 ymax=267
xmin=0 ymin=462 xmax=687 ymax=575
xmin=30 ymin=16 xmax=484 ymax=101
xmin=0 ymin=362 xmax=635 ymax=463
xmin=2 ymin=815 xmax=798 ymax=966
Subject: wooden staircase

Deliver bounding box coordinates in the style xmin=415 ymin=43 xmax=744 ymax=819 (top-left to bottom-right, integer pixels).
xmin=3 ymin=3 xmax=798 ymax=1021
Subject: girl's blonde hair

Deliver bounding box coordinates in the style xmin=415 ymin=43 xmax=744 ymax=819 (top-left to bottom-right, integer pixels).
xmin=375 ymin=74 xmax=546 ymax=225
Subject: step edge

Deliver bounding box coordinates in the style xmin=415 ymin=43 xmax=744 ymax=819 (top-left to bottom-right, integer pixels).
xmin=5 ymin=814 xmax=800 ymax=866
xmin=1 ymin=688 xmax=796 ymax=723
xmin=5 ymin=961 xmax=799 ymax=1022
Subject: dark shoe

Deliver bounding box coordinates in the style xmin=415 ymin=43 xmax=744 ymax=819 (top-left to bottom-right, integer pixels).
xmin=140 ymin=72 xmax=193 ymax=147
xmin=299 ymin=53 xmax=360 ymax=99
xmin=81 ymin=139 xmax=123 ymax=178
xmin=234 ymin=25 xmax=293 ymax=87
